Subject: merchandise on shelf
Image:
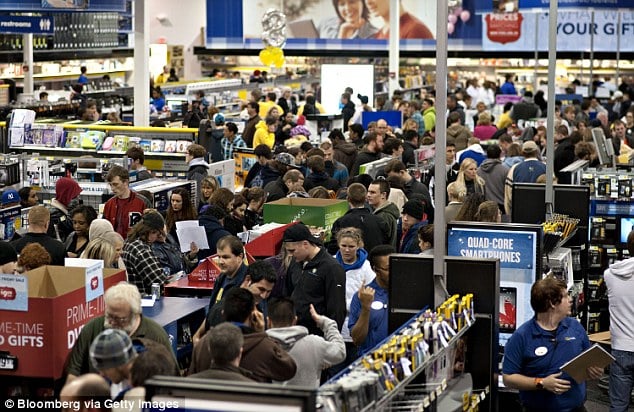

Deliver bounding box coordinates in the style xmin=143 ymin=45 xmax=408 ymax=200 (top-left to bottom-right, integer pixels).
xmin=319 ymin=294 xmax=475 ymax=412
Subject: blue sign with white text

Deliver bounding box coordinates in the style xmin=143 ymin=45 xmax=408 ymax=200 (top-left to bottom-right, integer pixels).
xmin=520 ymin=0 xmax=632 ymax=9
xmin=447 ymin=228 xmax=535 ymax=270
xmin=0 ymin=15 xmax=54 ymax=34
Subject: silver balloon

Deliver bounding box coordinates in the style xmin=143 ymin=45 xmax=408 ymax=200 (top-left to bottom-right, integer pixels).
xmin=261 ymin=8 xmax=287 ymax=48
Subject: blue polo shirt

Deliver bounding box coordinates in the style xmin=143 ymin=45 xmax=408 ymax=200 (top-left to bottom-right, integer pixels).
xmin=348 ymin=278 xmax=388 ymax=355
xmin=502 ymin=317 xmax=590 ymax=412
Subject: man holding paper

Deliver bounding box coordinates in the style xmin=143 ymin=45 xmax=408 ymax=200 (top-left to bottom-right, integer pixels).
xmin=604 ymin=230 xmax=634 ymax=412
xmin=503 ymin=277 xmax=604 ymax=412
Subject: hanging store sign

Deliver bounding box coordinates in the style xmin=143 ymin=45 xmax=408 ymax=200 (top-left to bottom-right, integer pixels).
xmin=0 ymin=15 xmax=54 ymax=35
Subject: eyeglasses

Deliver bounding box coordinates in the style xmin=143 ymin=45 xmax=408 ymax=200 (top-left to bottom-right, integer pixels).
xmin=105 ymin=313 xmax=132 ymax=324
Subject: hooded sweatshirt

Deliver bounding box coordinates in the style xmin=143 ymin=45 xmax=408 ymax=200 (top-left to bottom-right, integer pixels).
xmin=333 ymin=141 xmax=358 ymax=172
xmin=477 ymin=158 xmax=509 ymax=208
xmin=253 ymin=120 xmax=275 ymax=148
xmin=373 ymin=201 xmax=400 ymax=248
xmin=604 ymin=259 xmax=634 ymax=351
xmin=266 ymin=315 xmax=346 ymax=388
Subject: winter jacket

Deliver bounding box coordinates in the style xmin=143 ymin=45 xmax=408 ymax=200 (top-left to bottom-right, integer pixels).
xmin=204 ymin=264 xmax=248 ymax=330
xmin=253 ymin=120 xmax=275 ymax=148
xmin=477 ymin=158 xmax=509 ymax=209
xmin=373 ymin=201 xmax=400 ymax=248
xmin=266 ymin=315 xmax=346 ymax=388
xmin=197 ymin=214 xmax=231 ymax=260
xmin=285 ymin=247 xmax=347 ymax=336
xmin=190 ymin=324 xmax=297 ymax=383
xmin=333 ymin=141 xmax=358 ymax=173
xmin=304 ymin=171 xmax=341 ymax=192
xmin=102 ymin=191 xmax=146 ymax=239
xmin=402 ymin=140 xmax=418 ymax=167
xmin=342 ymin=101 xmax=356 ymax=132
xmin=328 ymin=207 xmax=389 ymax=255
xmin=187 ymin=157 xmax=209 ymax=203
xmin=604 ymin=258 xmax=634 ymax=352
xmin=510 ymin=98 xmax=541 ymax=122
xmin=398 ymin=220 xmax=427 ymax=254
xmin=264 ymin=178 xmax=289 ymax=202
xmin=325 ymin=160 xmax=349 ymax=188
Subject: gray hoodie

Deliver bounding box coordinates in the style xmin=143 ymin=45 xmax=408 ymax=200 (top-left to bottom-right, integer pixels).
xmin=266 ymin=315 xmax=346 ymax=388
xmin=477 ymin=158 xmax=509 ymax=208
xmin=604 ymin=258 xmax=634 ymax=351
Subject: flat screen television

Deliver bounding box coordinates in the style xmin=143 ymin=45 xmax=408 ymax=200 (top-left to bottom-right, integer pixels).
xmin=511 ymin=183 xmax=590 ymax=225
xmin=144 ymin=376 xmax=316 ymax=412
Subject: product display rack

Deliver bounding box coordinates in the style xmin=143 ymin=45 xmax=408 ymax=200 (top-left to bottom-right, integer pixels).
xmin=5 ymin=122 xmax=198 ymax=179
xmin=319 ymin=295 xmax=482 ymax=412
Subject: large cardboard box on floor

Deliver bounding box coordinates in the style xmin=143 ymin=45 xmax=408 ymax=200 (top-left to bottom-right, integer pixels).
xmin=0 ymin=266 xmax=126 ymax=379
xmin=263 ymin=198 xmax=348 ymax=241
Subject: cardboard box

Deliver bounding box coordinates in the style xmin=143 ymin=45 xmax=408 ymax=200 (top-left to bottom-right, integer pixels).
xmin=263 ymin=198 xmax=348 ymax=241
xmin=245 ymin=222 xmax=296 ymax=257
xmin=0 ymin=266 xmax=126 ymax=379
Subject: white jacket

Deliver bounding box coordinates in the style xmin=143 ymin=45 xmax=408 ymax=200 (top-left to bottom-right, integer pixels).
xmin=604 ymin=257 xmax=634 ymax=351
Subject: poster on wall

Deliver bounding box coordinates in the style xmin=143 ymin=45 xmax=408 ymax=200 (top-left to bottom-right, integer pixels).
xmin=243 ymin=0 xmax=436 ymax=41
xmin=446 ymin=225 xmax=539 ymax=346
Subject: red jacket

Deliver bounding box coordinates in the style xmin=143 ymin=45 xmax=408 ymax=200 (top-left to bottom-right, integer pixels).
xmin=102 ymin=191 xmax=147 ymax=238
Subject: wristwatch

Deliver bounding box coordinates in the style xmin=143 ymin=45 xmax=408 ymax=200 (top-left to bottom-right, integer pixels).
xmin=534 ymin=377 xmax=544 ymax=390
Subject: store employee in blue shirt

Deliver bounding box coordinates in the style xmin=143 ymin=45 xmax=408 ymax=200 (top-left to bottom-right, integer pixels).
xmin=503 ymin=277 xmax=604 ymax=412
xmin=349 ymin=245 xmax=394 ymax=355
xmin=78 ymin=66 xmax=89 ymax=85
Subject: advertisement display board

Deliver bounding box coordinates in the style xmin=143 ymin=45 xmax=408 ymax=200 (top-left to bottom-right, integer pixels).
xmin=447 ymin=223 xmax=541 ymax=346
xmin=483 ymin=10 xmax=634 ymax=52
xmin=206 ymin=0 xmax=482 ymax=51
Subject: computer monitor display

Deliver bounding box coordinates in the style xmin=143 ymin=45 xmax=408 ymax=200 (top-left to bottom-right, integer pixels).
xmin=619 ymin=217 xmax=634 ymax=245
xmin=592 ymin=127 xmax=613 ymax=166
xmin=359 ymin=157 xmax=391 ymax=178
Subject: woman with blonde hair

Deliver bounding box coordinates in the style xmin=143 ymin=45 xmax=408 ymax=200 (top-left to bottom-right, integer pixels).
xmin=456 ymin=158 xmax=486 ymax=196
xmin=198 ymin=176 xmax=219 ymax=213
xmin=81 ymin=239 xmax=117 ymax=268
xmin=473 ymin=112 xmax=497 ymax=140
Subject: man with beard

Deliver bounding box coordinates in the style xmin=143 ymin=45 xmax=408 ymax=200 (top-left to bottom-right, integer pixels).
xmin=192 ymin=235 xmax=248 ymax=344
xmin=65 ymin=283 xmax=172 ymax=384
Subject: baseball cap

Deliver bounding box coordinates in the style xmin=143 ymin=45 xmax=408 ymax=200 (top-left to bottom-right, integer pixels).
xmin=358 ymin=94 xmax=369 ymax=105
xmin=283 ymin=222 xmax=322 ymax=245
xmin=1 ymin=188 xmax=19 ymax=205
xmin=275 ymin=152 xmax=297 ymax=167
xmin=89 ymin=329 xmax=137 ymax=371
xmin=522 ymin=140 xmax=539 ymax=154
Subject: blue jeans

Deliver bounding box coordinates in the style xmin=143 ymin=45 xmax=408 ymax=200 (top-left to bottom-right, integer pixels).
xmin=609 ymin=349 xmax=634 ymax=412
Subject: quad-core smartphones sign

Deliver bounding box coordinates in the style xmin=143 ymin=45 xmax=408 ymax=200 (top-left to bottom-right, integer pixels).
xmin=447 ymin=227 xmax=538 ymax=346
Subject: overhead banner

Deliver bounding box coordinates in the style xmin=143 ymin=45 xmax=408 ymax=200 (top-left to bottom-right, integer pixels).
xmin=447 ymin=226 xmax=539 ymax=346
xmin=483 ymin=10 xmax=634 ymax=51
xmin=206 ymin=0 xmax=483 ymax=51
xmin=478 ymin=0 xmax=632 ymax=13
